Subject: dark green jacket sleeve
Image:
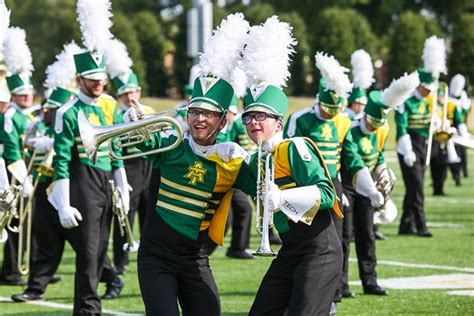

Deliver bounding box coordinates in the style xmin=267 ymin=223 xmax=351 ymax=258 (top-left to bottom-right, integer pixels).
xmin=53 ymin=110 xmax=76 ymax=180
xmin=233 ymin=160 xmax=257 ymax=197
xmin=395 ymin=105 xmax=409 ymax=140
xmin=341 ymin=130 xmax=365 ymax=177
xmin=1 ymin=115 xmax=22 ymax=165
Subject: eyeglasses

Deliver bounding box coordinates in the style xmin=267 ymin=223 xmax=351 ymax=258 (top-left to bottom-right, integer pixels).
xmin=187 ymin=108 xmax=220 ymax=118
xmin=242 ymin=112 xmax=278 ymax=125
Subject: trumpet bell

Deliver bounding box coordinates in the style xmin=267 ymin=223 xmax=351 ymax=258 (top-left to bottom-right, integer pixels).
xmin=433 ymin=130 xmax=452 ymax=143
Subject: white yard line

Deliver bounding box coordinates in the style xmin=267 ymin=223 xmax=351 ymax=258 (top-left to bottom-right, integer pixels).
xmin=0 ymin=296 xmax=142 ymax=315
xmin=349 ymin=258 xmax=474 ymax=273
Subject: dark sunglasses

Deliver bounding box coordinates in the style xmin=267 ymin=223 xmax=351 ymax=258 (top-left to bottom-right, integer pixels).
xmin=242 ymin=112 xmax=278 ymax=125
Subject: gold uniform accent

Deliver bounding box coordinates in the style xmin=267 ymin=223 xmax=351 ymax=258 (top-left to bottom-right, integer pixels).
xmin=160 ymin=176 xmax=211 ymax=198
xmin=184 ymin=161 xmax=207 ymax=185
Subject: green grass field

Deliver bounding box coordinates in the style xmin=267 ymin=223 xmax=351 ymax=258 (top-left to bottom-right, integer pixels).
xmin=0 ymin=97 xmax=473 ymax=315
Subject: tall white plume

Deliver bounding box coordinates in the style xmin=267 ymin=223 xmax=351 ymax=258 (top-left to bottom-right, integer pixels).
xmin=0 ymin=0 xmax=10 ymax=60
xmin=189 ymin=64 xmax=201 ymax=86
xmin=351 ymin=49 xmax=374 ymax=89
xmin=3 ymin=27 xmax=34 ymax=75
xmin=422 ymin=36 xmax=447 ymax=76
xmin=449 ymin=74 xmax=465 ymax=98
xmin=104 ymin=38 xmax=133 ymax=79
xmin=315 ymin=52 xmax=352 ymax=98
xmin=199 ymin=13 xmax=250 ymax=82
xmin=77 ymin=0 xmax=113 ymax=52
xmin=44 ymin=41 xmax=83 ymax=91
xmin=230 ymin=66 xmax=247 ymax=98
xmin=242 ymin=15 xmax=297 ymax=88
xmin=381 ymin=71 xmax=420 ymax=108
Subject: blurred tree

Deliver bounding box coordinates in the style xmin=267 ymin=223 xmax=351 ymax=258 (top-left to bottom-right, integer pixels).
xmin=111 ymin=12 xmax=148 ymax=95
xmin=450 ymin=13 xmax=474 ymax=87
xmin=132 ymin=11 xmax=168 ymax=96
xmin=242 ymin=2 xmax=275 ymax=24
xmin=389 ymin=11 xmax=443 ymax=80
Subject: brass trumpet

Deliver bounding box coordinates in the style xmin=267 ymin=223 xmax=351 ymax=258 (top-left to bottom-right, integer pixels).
xmin=433 ymin=82 xmax=453 ymax=143
xmin=110 ymin=180 xmax=139 ymax=253
xmin=254 ymin=141 xmax=277 ymax=257
xmin=78 ymin=103 xmax=183 ymax=164
xmin=0 ymin=185 xmax=22 ymax=243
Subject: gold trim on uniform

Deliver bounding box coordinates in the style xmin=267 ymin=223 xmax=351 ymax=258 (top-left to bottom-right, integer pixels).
xmin=160 ymin=176 xmax=212 ymax=198
xmin=157 ymin=200 xmax=204 ymax=219
xmin=159 ymin=188 xmax=208 ymax=208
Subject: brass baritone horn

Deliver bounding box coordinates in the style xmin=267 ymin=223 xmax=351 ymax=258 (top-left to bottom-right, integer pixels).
xmin=0 ymin=185 xmax=22 ymax=243
xmin=78 ymin=107 xmax=183 ymax=164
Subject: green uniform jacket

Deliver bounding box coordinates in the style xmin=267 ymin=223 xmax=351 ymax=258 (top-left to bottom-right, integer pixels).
xmin=249 ymin=137 xmax=336 ymax=234
xmin=350 ymin=119 xmax=389 ymax=171
xmin=139 ymin=132 xmax=256 ymax=244
xmin=284 ymin=106 xmax=365 ymax=179
xmin=53 ymin=92 xmax=124 ymax=180
xmin=395 ymin=92 xmax=432 ymax=140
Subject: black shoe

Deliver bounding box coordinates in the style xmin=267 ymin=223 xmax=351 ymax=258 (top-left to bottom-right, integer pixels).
xmin=375 ymin=230 xmax=388 ymax=240
xmin=101 ymin=278 xmax=124 ymax=300
xmin=398 ymin=229 xmax=416 ymax=236
xmin=48 ymin=275 xmax=63 ymax=284
xmin=115 ymin=266 xmax=126 ymax=275
xmin=11 ymin=291 xmax=44 ymax=302
xmin=417 ymin=230 xmax=433 ymax=237
xmin=269 ymin=234 xmax=282 ymax=245
xmin=363 ymin=284 xmax=388 ymax=296
xmin=0 ymin=278 xmax=27 ymax=286
xmin=455 ymin=179 xmax=461 ymax=186
xmin=433 ymin=191 xmax=446 ymax=196
xmin=226 ymin=249 xmax=255 ymax=259
xmin=342 ymin=288 xmax=355 ymax=298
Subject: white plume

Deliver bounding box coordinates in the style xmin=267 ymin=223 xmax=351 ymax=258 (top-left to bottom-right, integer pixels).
xmin=351 ymin=49 xmax=374 ymax=89
xmin=242 ymin=15 xmax=297 ymax=88
xmin=449 ymin=74 xmax=465 ymax=98
xmin=315 ymin=52 xmax=352 ymax=98
xmin=44 ymin=41 xmax=84 ymax=90
xmin=230 ymin=66 xmax=247 ymax=98
xmin=199 ymin=13 xmax=250 ymax=82
xmin=76 ymin=0 xmax=113 ymax=52
xmin=3 ymin=27 xmax=33 ymax=75
xmin=422 ymin=36 xmax=447 ymax=76
xmin=189 ymin=64 xmax=201 ymax=86
xmin=104 ymin=38 xmax=133 ymax=79
xmin=0 ymin=0 xmax=11 ymax=60
xmin=381 ymin=71 xmax=420 ymax=108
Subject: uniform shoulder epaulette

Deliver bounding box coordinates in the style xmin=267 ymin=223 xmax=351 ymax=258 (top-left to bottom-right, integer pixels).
xmin=291 ymin=137 xmax=312 ymax=162
xmin=54 ymin=98 xmax=77 ymax=133
xmin=286 ymin=107 xmax=312 ymax=137
xmin=3 ymin=107 xmax=17 ymax=133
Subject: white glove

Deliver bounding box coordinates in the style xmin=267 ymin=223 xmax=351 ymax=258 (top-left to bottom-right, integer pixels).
xmin=369 ymin=190 xmax=384 ymax=208
xmin=123 ymin=103 xmax=146 ymax=123
xmin=113 ymin=168 xmax=131 ymax=215
xmin=214 ymin=143 xmax=248 ymax=163
xmin=6 ymin=160 xmax=33 ymax=197
xmin=265 ymin=181 xmax=282 ymax=212
xmin=403 ymin=151 xmax=417 ymax=167
xmin=21 ymin=175 xmax=34 ymax=198
xmin=27 ymin=136 xmax=54 ymax=153
xmin=0 ymin=158 xmax=10 ymax=191
xmin=342 ymin=194 xmax=350 ymax=207
xmin=457 ymin=123 xmax=469 ymax=138
xmin=47 ymin=179 xmax=82 ymax=228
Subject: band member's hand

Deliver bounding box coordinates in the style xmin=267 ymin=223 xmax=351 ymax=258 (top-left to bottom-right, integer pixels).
xmin=214 ymin=143 xmax=248 ymax=163
xmin=113 ymin=168 xmax=131 ymax=214
xmin=342 ymin=194 xmax=350 ymax=207
xmin=369 ymin=191 xmax=384 ymax=208
xmin=123 ymin=107 xmax=139 ymax=123
xmin=403 ymin=151 xmax=416 ymax=167
xmin=21 ymin=175 xmax=34 ymax=198
xmin=58 ymin=206 xmax=82 ymax=229
xmin=266 ymin=181 xmax=282 ymax=212
xmin=28 ymin=136 xmax=54 ymax=153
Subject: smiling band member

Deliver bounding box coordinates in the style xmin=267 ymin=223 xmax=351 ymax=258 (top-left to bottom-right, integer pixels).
xmin=128 ymin=13 xmax=257 ymax=316
xmin=240 ymin=17 xmax=342 ymax=316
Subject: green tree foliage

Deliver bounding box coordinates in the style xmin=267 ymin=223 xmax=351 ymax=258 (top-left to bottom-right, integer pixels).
xmin=450 ymin=13 xmax=474 ymax=88
xmin=389 ymin=11 xmax=442 ymax=79
xmin=242 ymin=3 xmax=275 ymax=24
xmin=111 ymin=12 xmax=147 ymax=95
xmin=131 ymin=11 xmax=168 ymax=96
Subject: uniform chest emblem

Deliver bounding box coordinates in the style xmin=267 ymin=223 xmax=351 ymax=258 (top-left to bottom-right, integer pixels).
xmin=184 ymin=161 xmax=207 ymax=185
xmin=321 ymin=123 xmax=333 ymax=141
xmin=361 ymin=137 xmax=373 ymax=154
xmin=88 ymin=113 xmax=101 ymax=126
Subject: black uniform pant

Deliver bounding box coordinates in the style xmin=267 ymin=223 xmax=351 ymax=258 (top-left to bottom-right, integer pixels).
xmin=138 ymin=210 xmax=220 ymax=316
xmin=460 ymin=146 xmax=468 ymax=177
xmin=249 ymin=210 xmax=342 ymax=316
xmin=398 ymin=132 xmax=428 ymax=233
xmin=341 ymin=184 xmax=378 ymax=288
xmin=329 ymin=177 xmax=344 ymax=299
xmin=0 ymin=217 xmax=21 ymax=282
xmin=449 ymin=144 xmax=463 ymax=185
xmin=113 ymin=158 xmax=151 ymax=269
xmin=228 ymin=189 xmax=252 ymax=251
xmin=68 ymin=160 xmax=115 ymax=315
xmin=430 ymin=140 xmax=448 ymax=194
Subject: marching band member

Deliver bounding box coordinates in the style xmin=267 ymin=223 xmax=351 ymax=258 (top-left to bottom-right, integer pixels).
xmin=130 ymin=13 xmax=256 ymax=315
xmin=0 ymin=25 xmax=35 ymax=286
xmin=459 ymin=90 xmax=471 ymax=177
xmin=47 ymin=1 xmax=128 ymax=313
xmin=241 ymin=16 xmax=340 ymax=315
xmin=341 ymin=72 xmax=420 ymax=298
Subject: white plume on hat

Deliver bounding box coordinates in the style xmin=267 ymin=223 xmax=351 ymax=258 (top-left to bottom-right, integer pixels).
xmin=199 ymin=13 xmax=250 ymax=82
xmin=230 ymin=66 xmax=247 ymax=98
xmin=351 ymin=49 xmax=374 ymax=89
xmin=3 ymin=27 xmax=34 ymax=76
xmin=422 ymin=36 xmax=447 ymax=77
xmin=315 ymin=52 xmax=352 ymax=98
xmin=104 ymin=38 xmax=133 ymax=79
xmin=381 ymin=71 xmax=420 ymax=108
xmin=44 ymin=41 xmax=83 ymax=94
xmin=76 ymin=0 xmax=113 ymax=52
xmin=242 ymin=16 xmax=297 ymax=89
xmin=449 ymin=74 xmax=465 ymax=98
xmin=0 ymin=0 xmax=11 ymax=60
xmin=189 ymin=64 xmax=201 ymax=86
